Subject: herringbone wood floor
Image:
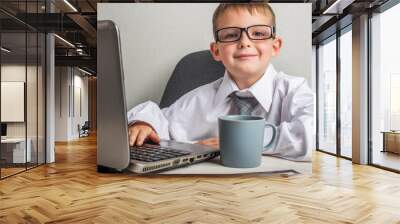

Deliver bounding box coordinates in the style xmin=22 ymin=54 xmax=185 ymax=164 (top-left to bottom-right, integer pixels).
xmin=1 ymin=135 xmax=400 ymax=224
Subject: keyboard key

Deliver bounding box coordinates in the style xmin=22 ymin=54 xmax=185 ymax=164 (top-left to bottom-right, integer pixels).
xmin=130 ymin=146 xmax=189 ymax=162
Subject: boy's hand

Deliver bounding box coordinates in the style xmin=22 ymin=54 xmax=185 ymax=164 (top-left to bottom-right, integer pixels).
xmin=197 ymin=137 xmax=219 ymax=150
xmin=128 ymin=122 xmax=160 ymax=146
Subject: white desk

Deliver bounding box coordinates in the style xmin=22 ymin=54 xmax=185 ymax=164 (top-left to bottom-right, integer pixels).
xmin=1 ymin=138 xmax=31 ymax=163
xmin=160 ymin=156 xmax=312 ymax=175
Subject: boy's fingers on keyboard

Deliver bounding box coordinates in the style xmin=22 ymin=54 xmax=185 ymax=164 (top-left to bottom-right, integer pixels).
xmin=148 ymin=131 xmax=160 ymax=144
xmin=136 ymin=129 xmax=150 ymax=146
xmin=128 ymin=125 xmax=133 ymax=135
xmin=129 ymin=127 xmax=139 ymax=146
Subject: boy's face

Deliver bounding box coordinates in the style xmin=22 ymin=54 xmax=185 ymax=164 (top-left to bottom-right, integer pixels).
xmin=210 ymin=8 xmax=282 ymax=80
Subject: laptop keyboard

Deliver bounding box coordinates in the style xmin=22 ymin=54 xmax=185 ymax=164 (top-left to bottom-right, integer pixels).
xmin=130 ymin=145 xmax=191 ymax=162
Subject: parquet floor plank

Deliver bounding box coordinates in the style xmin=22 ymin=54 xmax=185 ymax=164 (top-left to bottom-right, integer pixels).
xmin=1 ymin=135 xmax=400 ymax=223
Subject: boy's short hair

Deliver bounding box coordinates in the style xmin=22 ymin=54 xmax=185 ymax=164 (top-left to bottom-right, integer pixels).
xmin=212 ymin=2 xmax=276 ymax=40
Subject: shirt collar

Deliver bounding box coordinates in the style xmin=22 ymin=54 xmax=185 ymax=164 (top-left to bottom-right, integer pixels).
xmin=213 ymin=64 xmax=277 ymax=112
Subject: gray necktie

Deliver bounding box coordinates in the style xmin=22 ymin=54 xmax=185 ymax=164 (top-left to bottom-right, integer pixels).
xmin=230 ymin=91 xmax=259 ymax=115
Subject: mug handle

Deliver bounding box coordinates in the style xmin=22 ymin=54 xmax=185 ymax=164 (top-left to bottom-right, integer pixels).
xmin=264 ymin=123 xmax=277 ymax=149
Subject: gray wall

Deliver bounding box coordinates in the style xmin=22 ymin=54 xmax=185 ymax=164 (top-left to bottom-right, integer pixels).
xmin=98 ymin=3 xmax=312 ymax=110
xmin=54 ymin=67 xmax=89 ymax=141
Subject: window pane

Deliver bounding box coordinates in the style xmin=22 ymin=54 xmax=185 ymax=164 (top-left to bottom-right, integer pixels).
xmin=318 ymin=37 xmax=337 ymax=154
xmin=1 ymin=31 xmax=28 ymax=177
xmin=38 ymin=32 xmax=46 ymax=165
xmin=340 ymin=29 xmax=352 ymax=158
xmin=371 ymin=3 xmax=400 ymax=171
xmin=0 ymin=1 xmax=46 ymax=179
xmin=27 ymin=31 xmax=38 ymax=169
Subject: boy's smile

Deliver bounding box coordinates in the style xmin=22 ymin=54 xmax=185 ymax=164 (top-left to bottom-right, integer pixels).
xmin=234 ymin=53 xmax=258 ymax=60
xmin=210 ymin=8 xmax=282 ymax=89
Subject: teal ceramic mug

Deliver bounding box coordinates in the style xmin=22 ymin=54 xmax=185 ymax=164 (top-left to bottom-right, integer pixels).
xmin=218 ymin=115 xmax=277 ymax=168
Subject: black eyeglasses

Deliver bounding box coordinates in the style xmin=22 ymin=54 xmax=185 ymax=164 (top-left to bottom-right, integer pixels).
xmin=215 ymin=25 xmax=275 ymax=43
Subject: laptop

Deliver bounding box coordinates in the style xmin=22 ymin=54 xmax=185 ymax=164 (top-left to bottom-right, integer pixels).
xmin=97 ymin=20 xmax=219 ymax=174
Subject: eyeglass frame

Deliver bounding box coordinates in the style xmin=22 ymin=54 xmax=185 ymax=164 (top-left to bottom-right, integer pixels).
xmin=214 ymin=25 xmax=276 ymax=43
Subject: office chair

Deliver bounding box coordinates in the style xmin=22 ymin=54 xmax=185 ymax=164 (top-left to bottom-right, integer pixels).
xmin=79 ymin=121 xmax=90 ymax=138
xmin=160 ymin=50 xmax=225 ymax=108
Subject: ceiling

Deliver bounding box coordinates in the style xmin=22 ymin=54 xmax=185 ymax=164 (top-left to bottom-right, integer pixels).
xmin=0 ymin=0 xmax=393 ymax=75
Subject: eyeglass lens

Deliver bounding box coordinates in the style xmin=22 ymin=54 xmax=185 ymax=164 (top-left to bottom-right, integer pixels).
xmin=217 ymin=25 xmax=273 ymax=42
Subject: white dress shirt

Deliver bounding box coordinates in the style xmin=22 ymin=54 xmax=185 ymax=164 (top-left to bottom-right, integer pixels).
xmin=127 ymin=64 xmax=315 ymax=161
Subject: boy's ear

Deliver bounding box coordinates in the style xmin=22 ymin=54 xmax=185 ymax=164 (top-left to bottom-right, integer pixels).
xmin=271 ymin=37 xmax=283 ymax=57
xmin=209 ymin=42 xmax=222 ymax=61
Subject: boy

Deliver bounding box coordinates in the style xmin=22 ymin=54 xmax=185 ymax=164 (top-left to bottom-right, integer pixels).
xmin=127 ymin=2 xmax=314 ymax=161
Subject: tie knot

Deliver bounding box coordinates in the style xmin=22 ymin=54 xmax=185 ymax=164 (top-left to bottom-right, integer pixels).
xmin=229 ymin=91 xmax=259 ymax=115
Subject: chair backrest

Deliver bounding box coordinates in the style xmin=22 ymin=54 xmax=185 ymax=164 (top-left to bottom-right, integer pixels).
xmin=82 ymin=121 xmax=90 ymax=129
xmin=159 ymin=50 xmax=225 ymax=108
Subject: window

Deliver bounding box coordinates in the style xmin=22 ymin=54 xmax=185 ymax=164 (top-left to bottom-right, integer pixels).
xmin=0 ymin=1 xmax=47 ymax=179
xmin=370 ymin=2 xmax=400 ymax=171
xmin=317 ymin=36 xmax=337 ymax=154
xmin=340 ymin=28 xmax=352 ymax=158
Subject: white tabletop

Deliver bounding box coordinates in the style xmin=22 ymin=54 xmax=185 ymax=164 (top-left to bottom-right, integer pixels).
xmin=1 ymin=138 xmax=28 ymax=144
xmin=160 ymin=156 xmax=312 ymax=175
